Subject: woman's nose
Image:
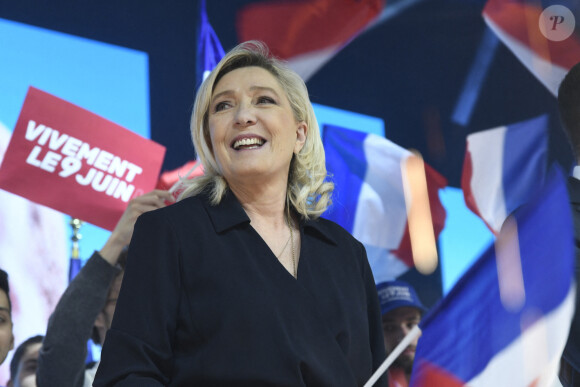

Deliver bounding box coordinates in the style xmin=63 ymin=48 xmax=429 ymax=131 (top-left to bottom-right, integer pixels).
xmin=234 ymin=103 xmax=256 ymax=127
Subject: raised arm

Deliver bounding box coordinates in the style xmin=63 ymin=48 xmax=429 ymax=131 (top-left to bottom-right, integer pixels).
xmin=37 ymin=190 xmax=173 ymax=387
xmin=93 ymin=198 xmax=186 ymax=386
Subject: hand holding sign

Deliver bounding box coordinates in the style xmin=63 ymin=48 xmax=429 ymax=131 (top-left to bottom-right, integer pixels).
xmin=99 ymin=189 xmax=174 ymax=265
xmin=0 ymin=87 xmax=166 ymax=230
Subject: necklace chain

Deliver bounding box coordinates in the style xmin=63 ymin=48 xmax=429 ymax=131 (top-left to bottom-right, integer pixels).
xmin=276 ymin=217 xmax=297 ymax=278
xmin=289 ymin=219 xmax=296 ymax=278
xmin=276 ymin=234 xmax=291 ymax=258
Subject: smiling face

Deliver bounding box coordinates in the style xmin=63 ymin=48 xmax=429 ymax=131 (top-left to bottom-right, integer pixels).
xmin=208 ymin=66 xmax=307 ymax=188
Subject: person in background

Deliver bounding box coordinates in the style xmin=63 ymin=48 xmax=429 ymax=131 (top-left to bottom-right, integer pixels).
xmin=94 ymin=40 xmax=386 ymax=386
xmin=377 ymin=280 xmax=426 ymax=387
xmin=7 ymin=335 xmax=43 ymax=387
xmin=0 ymin=270 xmax=14 ymax=367
xmin=557 ymin=61 xmax=580 ymax=387
xmin=36 ymin=190 xmax=174 ymax=387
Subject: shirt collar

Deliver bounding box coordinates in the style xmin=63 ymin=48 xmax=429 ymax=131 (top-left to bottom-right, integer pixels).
xmin=203 ymin=189 xmax=338 ymax=245
xmin=302 ymin=218 xmax=338 ymax=246
xmin=203 ymin=190 xmax=250 ymax=233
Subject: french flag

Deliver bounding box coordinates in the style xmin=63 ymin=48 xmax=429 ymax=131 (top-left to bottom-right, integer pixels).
xmin=483 ymin=0 xmax=580 ymax=95
xmin=462 ymin=115 xmax=548 ymax=235
xmin=236 ymin=0 xmax=384 ymax=81
xmin=160 ymin=0 xmax=218 ymax=199
xmin=323 ymin=125 xmax=447 ymax=282
xmin=196 ymin=0 xmax=224 ymax=85
xmin=411 ymin=167 xmax=575 ymax=387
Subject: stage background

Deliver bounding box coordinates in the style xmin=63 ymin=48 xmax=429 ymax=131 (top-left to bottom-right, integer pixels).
xmin=0 ymin=0 xmax=572 ymax=383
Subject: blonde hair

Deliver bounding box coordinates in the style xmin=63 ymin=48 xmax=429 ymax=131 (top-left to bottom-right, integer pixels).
xmin=179 ymin=41 xmax=333 ymax=220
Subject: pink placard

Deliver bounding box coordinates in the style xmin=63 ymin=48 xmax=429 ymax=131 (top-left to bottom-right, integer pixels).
xmin=0 ymin=87 xmax=166 ymax=230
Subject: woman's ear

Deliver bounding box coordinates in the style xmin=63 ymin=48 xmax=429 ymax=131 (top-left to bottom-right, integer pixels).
xmin=294 ymin=122 xmax=307 ymax=154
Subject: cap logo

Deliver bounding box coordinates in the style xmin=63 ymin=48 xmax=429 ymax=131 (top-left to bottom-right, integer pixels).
xmin=379 ymin=285 xmax=413 ymax=302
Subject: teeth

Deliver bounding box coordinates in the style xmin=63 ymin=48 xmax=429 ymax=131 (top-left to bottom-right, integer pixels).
xmin=233 ymin=137 xmax=264 ymax=149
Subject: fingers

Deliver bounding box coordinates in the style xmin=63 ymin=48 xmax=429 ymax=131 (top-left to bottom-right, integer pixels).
xmin=130 ymin=190 xmax=175 ymax=208
xmin=100 ymin=190 xmax=175 ymax=265
xmin=125 ymin=190 xmax=175 ymax=217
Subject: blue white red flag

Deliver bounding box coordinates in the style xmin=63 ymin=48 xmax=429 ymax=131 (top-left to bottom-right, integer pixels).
xmin=483 ymin=0 xmax=580 ymax=95
xmin=236 ymin=0 xmax=384 ymax=81
xmin=461 ymin=115 xmax=548 ymax=235
xmin=197 ymin=0 xmax=224 ymax=86
xmin=68 ymin=256 xmax=81 ymax=283
xmin=323 ymin=125 xmax=447 ymax=282
xmin=411 ymin=167 xmax=575 ymax=387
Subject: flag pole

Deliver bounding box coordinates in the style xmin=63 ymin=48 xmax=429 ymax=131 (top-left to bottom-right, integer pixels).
xmin=364 ymin=325 xmax=422 ymax=387
xmin=68 ymin=217 xmax=83 ymax=282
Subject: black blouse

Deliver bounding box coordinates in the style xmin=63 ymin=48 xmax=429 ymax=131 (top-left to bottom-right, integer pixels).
xmin=94 ymin=190 xmax=387 ymax=386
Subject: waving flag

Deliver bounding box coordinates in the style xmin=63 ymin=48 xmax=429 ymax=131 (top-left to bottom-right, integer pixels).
xmin=411 ymin=167 xmax=575 ymax=387
xmin=483 ymin=0 xmax=580 ymax=95
xmin=461 ymin=115 xmax=548 ymax=235
xmin=236 ymin=0 xmax=384 ymax=81
xmin=323 ymin=125 xmax=447 ymax=283
xmin=196 ymin=0 xmax=224 ymax=86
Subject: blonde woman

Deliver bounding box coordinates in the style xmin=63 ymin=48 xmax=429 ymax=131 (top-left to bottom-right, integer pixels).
xmin=95 ymin=41 xmax=386 ymax=387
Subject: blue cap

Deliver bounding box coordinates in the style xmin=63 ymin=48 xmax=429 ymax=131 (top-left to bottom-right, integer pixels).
xmin=377 ymin=280 xmax=426 ymax=316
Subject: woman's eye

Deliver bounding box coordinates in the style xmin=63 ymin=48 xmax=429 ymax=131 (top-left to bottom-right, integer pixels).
xmin=257 ymin=96 xmax=275 ymax=105
xmin=214 ymin=101 xmax=230 ymax=112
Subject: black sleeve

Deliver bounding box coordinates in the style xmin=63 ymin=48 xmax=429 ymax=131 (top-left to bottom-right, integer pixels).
xmin=93 ymin=211 xmax=182 ymax=386
xmin=37 ymin=252 xmax=119 ymax=387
